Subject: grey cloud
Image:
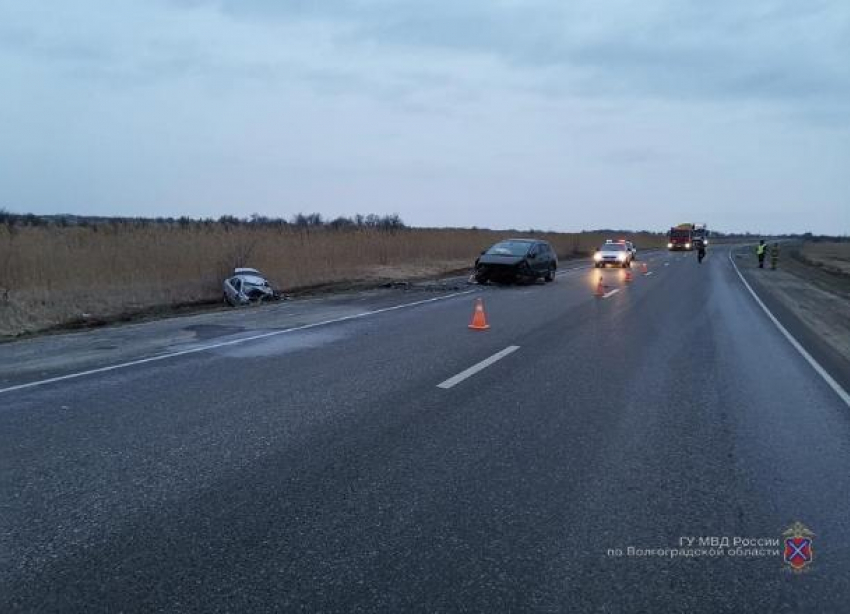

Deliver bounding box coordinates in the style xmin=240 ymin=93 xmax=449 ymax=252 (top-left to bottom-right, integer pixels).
xmin=2 ymin=0 xmax=847 ymax=232
xmin=184 ymin=0 xmax=850 ymax=111
xmin=11 ymin=1 xmax=849 ymax=113
xmin=0 ymin=23 xmax=109 ymax=64
xmin=602 ymin=148 xmax=669 ymax=166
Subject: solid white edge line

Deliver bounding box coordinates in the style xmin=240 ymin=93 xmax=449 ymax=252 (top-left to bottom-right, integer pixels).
xmin=0 ymin=290 xmax=477 ymax=395
xmin=437 ymin=345 xmax=521 ymax=389
xmin=602 ymin=289 xmax=620 ymax=299
xmin=728 ymin=249 xmax=850 ymax=408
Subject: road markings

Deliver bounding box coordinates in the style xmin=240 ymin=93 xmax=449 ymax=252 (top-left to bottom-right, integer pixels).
xmin=602 ymin=289 xmax=620 ymax=299
xmin=437 ymin=346 xmax=520 ymax=389
xmin=644 ymin=271 xmax=654 ymax=277
xmin=664 ymin=262 xmax=670 ymax=267
xmin=0 ymin=290 xmax=477 ymax=396
xmin=728 ymin=250 xmax=850 ymax=409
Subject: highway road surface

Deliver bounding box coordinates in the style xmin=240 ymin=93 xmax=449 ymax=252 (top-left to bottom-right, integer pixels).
xmin=2 ymin=248 xmax=849 ymax=613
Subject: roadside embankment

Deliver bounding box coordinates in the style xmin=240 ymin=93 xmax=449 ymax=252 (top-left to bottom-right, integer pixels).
xmin=733 ymin=241 xmax=850 ymax=390
xmin=792 ymin=241 xmax=850 ymax=278
xmin=0 ymin=221 xmax=664 ymax=338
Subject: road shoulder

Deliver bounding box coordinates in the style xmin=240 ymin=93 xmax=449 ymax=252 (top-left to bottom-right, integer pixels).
xmin=731 ymin=244 xmax=850 ymax=399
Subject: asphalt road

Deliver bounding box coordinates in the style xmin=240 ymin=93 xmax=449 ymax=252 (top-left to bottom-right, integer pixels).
xmin=2 ymin=249 xmax=849 ymax=613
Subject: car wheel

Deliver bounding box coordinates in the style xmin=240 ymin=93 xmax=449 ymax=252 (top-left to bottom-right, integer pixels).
xmin=544 ymin=266 xmax=555 ymax=282
xmin=475 ymin=274 xmax=489 ymax=285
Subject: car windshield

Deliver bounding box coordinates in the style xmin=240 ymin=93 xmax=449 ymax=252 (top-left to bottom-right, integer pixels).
xmin=602 ymin=243 xmax=625 ymax=251
xmin=486 ymin=241 xmax=531 ymax=256
xmin=670 ymin=229 xmax=691 ymax=239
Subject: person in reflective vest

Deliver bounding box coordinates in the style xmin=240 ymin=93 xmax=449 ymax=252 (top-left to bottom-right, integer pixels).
xmin=757 ymin=240 xmax=767 ymax=268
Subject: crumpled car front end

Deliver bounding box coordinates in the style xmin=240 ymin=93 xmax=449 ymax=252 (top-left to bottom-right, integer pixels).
xmin=242 ymin=283 xmax=274 ymax=302
xmin=223 ymin=272 xmax=278 ymax=307
xmin=474 ymin=255 xmax=532 ymax=283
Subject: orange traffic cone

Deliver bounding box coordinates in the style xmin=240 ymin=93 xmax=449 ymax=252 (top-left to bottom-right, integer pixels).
xmin=594 ymin=276 xmax=605 ymax=297
xmin=625 ymin=269 xmax=633 ymax=283
xmin=641 ymin=262 xmax=648 ymax=274
xmin=468 ymin=298 xmax=490 ymax=330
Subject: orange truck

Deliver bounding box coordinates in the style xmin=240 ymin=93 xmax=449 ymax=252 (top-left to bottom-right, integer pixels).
xmin=667 ymin=223 xmax=708 ymax=251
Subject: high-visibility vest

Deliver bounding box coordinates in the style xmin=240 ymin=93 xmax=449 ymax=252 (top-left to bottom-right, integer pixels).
xmin=757 ymin=244 xmax=766 ymax=255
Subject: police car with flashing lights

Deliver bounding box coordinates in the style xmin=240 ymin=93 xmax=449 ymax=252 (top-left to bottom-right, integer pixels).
xmin=593 ymin=240 xmax=633 ymax=268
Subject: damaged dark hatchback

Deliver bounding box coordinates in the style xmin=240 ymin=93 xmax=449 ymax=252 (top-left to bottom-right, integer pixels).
xmin=474 ymin=239 xmax=557 ymax=284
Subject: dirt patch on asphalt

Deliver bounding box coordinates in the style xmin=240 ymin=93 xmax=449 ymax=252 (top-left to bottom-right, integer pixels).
xmin=735 ymin=242 xmax=850 ymax=365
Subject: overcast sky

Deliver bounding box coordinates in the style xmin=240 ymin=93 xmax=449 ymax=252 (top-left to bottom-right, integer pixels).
xmin=1 ymin=0 xmax=848 ymax=233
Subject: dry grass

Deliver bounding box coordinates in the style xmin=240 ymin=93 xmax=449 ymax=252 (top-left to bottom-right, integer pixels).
xmin=0 ymin=223 xmax=664 ymax=337
xmin=798 ymin=242 xmax=850 ymax=277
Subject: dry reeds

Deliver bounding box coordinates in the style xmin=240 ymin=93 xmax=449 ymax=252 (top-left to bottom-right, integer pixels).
xmin=0 ymin=220 xmax=664 ymax=336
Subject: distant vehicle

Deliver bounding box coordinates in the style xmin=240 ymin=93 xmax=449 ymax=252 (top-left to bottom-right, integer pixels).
xmin=474 ymin=239 xmax=557 ymax=284
xmin=223 ymin=268 xmax=278 ymax=306
xmin=667 ymin=223 xmax=709 ymax=251
xmin=692 ymin=223 xmax=709 ymax=248
xmin=667 ymin=224 xmax=693 ymax=250
xmin=594 ymin=240 xmax=633 ymax=268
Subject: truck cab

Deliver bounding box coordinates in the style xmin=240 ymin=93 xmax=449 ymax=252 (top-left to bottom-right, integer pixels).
xmin=668 ymin=223 xmax=709 ymax=251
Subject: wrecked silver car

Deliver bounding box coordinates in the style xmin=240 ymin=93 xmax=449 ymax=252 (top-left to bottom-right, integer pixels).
xmin=223 ymin=268 xmax=279 ymax=306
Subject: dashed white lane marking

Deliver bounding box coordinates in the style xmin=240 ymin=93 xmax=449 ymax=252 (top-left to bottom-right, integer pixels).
xmin=644 ymin=271 xmax=655 ymax=276
xmin=728 ymin=250 xmax=850 ymax=409
xmin=437 ymin=345 xmax=521 ymax=389
xmin=664 ymin=262 xmax=670 ymax=267
xmin=602 ymin=289 xmax=620 ymax=299
xmin=0 ymin=290 xmax=477 ymax=396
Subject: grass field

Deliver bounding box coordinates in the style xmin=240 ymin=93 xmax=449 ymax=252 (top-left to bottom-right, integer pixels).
xmin=0 ymin=222 xmax=665 ymax=337
xmin=796 ymin=241 xmax=850 ymax=277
